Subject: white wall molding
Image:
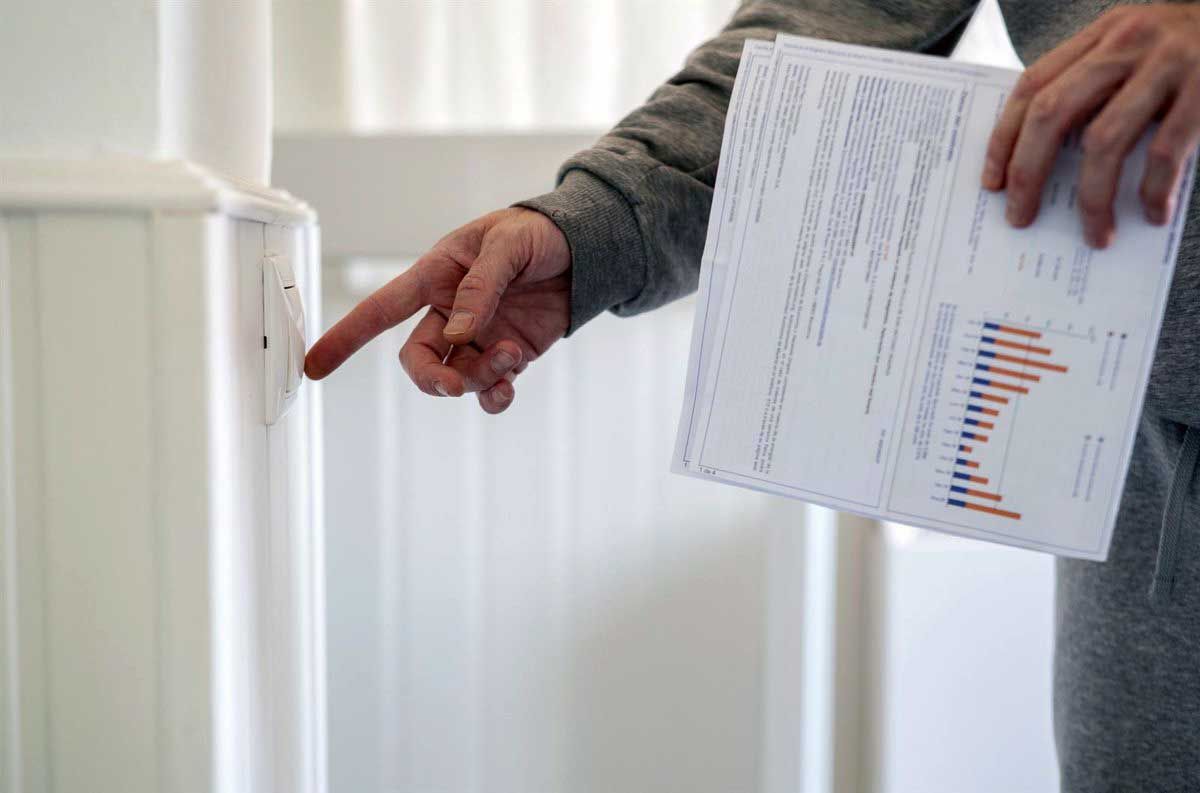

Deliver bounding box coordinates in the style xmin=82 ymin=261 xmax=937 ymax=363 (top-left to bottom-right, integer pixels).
xmin=0 ymin=158 xmax=313 ymax=225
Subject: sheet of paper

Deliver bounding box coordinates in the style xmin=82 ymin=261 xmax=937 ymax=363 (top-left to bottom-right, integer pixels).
xmin=673 ymin=35 xmax=1196 ymax=560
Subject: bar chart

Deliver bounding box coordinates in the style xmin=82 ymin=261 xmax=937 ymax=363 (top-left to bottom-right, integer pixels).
xmin=941 ymin=319 xmax=1071 ymax=522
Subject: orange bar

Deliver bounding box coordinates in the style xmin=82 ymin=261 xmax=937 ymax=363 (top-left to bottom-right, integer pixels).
xmin=962 ymin=488 xmax=1002 ymax=502
xmin=963 ymin=501 xmax=1021 ymax=520
xmin=974 ymin=434 xmax=990 ymax=443
xmin=960 ymin=445 xmax=973 ymax=454
xmin=958 ymin=459 xmax=980 ymax=468
xmin=987 ymin=337 xmax=1053 ymax=355
xmin=993 ymin=324 xmax=1042 ymax=339
xmin=975 ymin=391 xmax=1009 ymax=405
xmin=990 ymin=352 xmax=1068 ymax=373
xmin=972 ymin=406 xmax=1000 ymax=416
xmin=987 ymin=380 xmax=1030 ymax=395
xmin=986 ymin=365 xmax=1041 ymax=382
xmin=965 ymin=474 xmax=989 ymax=485
xmin=972 ymin=420 xmax=995 ymax=430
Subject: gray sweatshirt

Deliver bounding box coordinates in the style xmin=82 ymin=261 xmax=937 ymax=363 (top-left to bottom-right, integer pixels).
xmin=520 ymin=1 xmax=1200 ymax=790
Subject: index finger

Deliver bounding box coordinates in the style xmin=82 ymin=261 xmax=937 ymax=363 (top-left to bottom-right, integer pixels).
xmin=305 ymin=265 xmax=430 ymax=380
xmin=982 ymin=18 xmax=1112 ymax=190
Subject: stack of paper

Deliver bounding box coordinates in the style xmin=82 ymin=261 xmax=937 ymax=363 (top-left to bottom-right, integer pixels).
xmin=672 ymin=36 xmax=1195 ymax=559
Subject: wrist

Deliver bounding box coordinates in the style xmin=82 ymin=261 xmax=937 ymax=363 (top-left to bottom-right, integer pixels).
xmin=516 ymin=169 xmax=646 ymax=335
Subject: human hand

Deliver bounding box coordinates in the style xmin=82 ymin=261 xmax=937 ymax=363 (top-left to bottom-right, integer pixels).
xmin=982 ymin=3 xmax=1200 ymax=247
xmin=304 ymin=207 xmax=571 ymax=414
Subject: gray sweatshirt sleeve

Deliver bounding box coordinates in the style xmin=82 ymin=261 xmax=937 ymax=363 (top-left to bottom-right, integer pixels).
xmin=518 ymin=0 xmax=979 ymax=334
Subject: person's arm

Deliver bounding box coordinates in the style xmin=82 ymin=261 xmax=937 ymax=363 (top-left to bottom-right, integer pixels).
xmin=520 ymin=0 xmax=980 ymax=333
xmin=305 ymin=0 xmax=979 ymax=412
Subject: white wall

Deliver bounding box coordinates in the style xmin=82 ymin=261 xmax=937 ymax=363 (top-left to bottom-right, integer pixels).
xmin=274 ymin=0 xmax=737 ymax=133
xmin=319 ymin=264 xmax=820 ymax=792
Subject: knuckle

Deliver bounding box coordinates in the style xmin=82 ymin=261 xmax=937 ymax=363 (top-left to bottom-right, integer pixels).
xmin=510 ymin=222 xmax=537 ymax=264
xmin=397 ymin=346 xmax=418 ymax=379
xmin=362 ymin=292 xmax=395 ymax=328
xmin=456 ymin=272 xmax=492 ymax=299
xmin=1158 ymin=38 xmax=1190 ymax=66
xmin=1027 ymin=93 xmax=1062 ymax=128
xmin=406 ymin=262 xmax=432 ymax=301
xmin=495 ymin=221 xmax=531 ymax=257
xmin=1108 ymin=16 xmax=1151 ymax=49
xmin=985 ymin=135 xmax=1008 ymax=162
xmin=1146 ymin=139 xmax=1181 ymax=171
xmin=1078 ymin=191 xmax=1111 ymax=218
xmin=1082 ymin=123 xmax=1120 ymax=157
xmin=1006 ymin=164 xmax=1035 ymax=192
xmin=1012 ymin=71 xmax=1042 ymax=101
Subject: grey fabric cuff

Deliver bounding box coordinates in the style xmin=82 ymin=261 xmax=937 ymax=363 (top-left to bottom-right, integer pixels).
xmin=516 ymin=169 xmax=647 ymax=335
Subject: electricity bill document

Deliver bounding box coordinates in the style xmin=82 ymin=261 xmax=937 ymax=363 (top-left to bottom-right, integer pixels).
xmin=673 ymin=36 xmax=1195 ymax=560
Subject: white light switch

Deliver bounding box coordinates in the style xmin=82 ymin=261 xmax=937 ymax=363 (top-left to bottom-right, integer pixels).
xmin=264 ymin=253 xmax=305 ymax=425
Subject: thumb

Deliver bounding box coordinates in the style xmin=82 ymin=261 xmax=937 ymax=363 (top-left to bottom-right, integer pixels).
xmin=443 ymin=231 xmax=525 ymax=344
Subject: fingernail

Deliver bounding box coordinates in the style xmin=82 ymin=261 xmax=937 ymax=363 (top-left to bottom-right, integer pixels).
xmin=1005 ymin=202 xmax=1023 ymax=227
xmin=1085 ymin=227 xmax=1112 ymax=249
xmin=491 ymin=350 xmax=516 ymax=373
xmin=433 ymin=380 xmax=449 ymax=396
xmin=445 ymin=310 xmax=475 ymax=336
xmin=494 ymin=387 xmax=512 ymax=404
xmin=1147 ymin=199 xmax=1172 ymax=226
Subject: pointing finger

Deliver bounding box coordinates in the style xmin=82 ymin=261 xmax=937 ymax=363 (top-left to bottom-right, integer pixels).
xmin=306 ymin=263 xmax=430 ymax=380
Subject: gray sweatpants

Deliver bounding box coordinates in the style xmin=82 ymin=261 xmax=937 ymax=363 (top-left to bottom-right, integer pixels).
xmin=1055 ymin=411 xmax=1200 ymax=792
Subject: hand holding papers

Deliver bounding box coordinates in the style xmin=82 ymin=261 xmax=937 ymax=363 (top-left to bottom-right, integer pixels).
xmin=673 ymin=37 xmax=1195 ymax=559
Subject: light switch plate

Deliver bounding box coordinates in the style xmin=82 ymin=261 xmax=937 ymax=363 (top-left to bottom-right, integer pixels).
xmin=264 ymin=253 xmax=306 ymax=425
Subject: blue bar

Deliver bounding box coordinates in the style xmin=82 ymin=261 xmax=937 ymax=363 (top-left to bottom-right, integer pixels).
xmin=948 ymin=498 xmax=967 ymax=507
xmin=953 ymin=472 xmax=972 ymax=481
xmin=979 ymin=349 xmax=997 ymax=359
xmin=964 ymin=417 xmax=983 ymax=427
xmin=981 ymin=335 xmax=997 ymax=344
xmin=975 ymin=362 xmax=991 ymax=372
xmin=955 ymin=458 xmax=970 ymax=466
xmin=983 ymin=322 xmax=1000 ymax=331
xmin=973 ymin=377 xmax=992 ymax=387
xmin=962 ymin=431 xmax=978 ymax=440
xmin=958 ymin=444 xmax=970 ymax=452
xmin=969 ymin=390 xmax=986 ymax=399
xmin=950 ymin=485 xmax=968 ymax=495
xmin=967 ymin=404 xmax=984 ymax=413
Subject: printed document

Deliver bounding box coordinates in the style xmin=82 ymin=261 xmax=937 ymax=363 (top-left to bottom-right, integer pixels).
xmin=673 ymin=36 xmax=1195 ymax=559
